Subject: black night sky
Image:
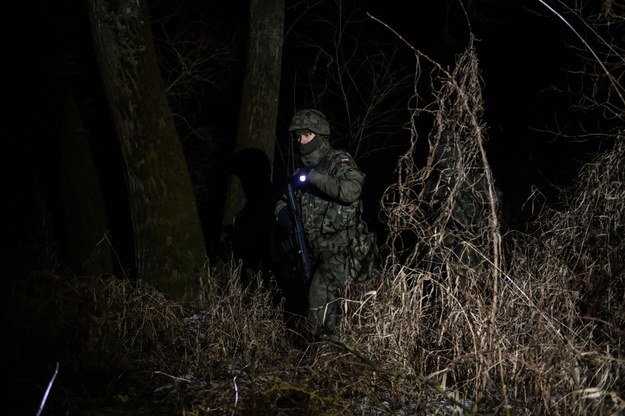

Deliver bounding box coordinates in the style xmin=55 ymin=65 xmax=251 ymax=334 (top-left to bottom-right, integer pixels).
xmin=3 ymin=0 xmax=614 ymax=279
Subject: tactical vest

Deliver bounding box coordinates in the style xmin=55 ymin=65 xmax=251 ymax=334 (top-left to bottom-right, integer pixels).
xmin=297 ymin=150 xmax=362 ymax=237
xmin=296 ymin=150 xmax=378 ymax=281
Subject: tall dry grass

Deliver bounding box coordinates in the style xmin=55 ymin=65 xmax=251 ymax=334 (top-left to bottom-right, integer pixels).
xmin=7 ymin=4 xmax=625 ymax=414
xmin=340 ymin=33 xmax=625 ymax=415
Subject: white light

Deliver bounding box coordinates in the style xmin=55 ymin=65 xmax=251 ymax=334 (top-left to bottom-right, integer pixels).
xmin=299 ymin=174 xmax=307 ymax=182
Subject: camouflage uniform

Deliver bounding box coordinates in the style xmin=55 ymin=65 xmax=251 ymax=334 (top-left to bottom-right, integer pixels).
xmin=425 ymin=129 xmax=491 ymax=270
xmin=276 ymin=109 xmax=375 ymax=338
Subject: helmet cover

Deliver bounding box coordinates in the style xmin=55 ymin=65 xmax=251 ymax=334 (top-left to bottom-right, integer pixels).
xmin=288 ymin=109 xmax=331 ymax=135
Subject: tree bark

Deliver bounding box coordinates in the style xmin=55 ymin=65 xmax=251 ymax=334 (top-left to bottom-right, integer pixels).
xmin=222 ymin=0 xmax=284 ymax=232
xmin=88 ymin=0 xmax=206 ymax=299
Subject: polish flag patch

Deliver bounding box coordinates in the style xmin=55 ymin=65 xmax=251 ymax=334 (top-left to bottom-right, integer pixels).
xmin=340 ymin=158 xmax=350 ymax=163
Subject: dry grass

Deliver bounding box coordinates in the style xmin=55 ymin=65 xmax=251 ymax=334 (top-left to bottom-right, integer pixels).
xmin=6 ymin=10 xmax=625 ymax=416
xmin=339 ymin=36 xmax=625 ymax=415
xmin=5 ymin=260 xmax=390 ymax=415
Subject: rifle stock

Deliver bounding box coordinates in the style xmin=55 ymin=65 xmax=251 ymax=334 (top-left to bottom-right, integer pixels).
xmin=286 ymin=183 xmax=312 ymax=283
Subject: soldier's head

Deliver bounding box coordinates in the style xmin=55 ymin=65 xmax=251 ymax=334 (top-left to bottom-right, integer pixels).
xmin=289 ymin=109 xmax=330 ymax=155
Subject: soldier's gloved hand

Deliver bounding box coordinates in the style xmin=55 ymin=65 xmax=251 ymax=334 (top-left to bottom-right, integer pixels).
xmin=292 ymin=167 xmax=309 ymax=188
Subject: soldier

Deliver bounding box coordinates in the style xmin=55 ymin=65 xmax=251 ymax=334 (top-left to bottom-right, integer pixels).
xmin=275 ymin=109 xmax=377 ymax=340
xmin=424 ymin=129 xmax=495 ymax=272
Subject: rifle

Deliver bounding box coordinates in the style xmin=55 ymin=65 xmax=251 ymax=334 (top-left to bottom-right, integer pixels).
xmin=286 ymin=182 xmax=313 ymax=283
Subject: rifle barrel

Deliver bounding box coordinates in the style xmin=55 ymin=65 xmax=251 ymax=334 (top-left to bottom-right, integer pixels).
xmin=287 ymin=183 xmax=312 ymax=282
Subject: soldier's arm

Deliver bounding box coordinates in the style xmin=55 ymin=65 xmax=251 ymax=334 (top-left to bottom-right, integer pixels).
xmin=308 ymin=153 xmax=364 ymax=204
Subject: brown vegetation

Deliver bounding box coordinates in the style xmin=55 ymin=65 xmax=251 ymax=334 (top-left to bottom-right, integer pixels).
xmin=6 ymin=3 xmax=625 ymax=415
xmin=9 ymin=37 xmax=625 ymax=415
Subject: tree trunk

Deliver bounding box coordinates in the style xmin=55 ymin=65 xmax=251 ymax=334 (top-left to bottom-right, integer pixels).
xmin=87 ymin=0 xmax=206 ymax=299
xmin=222 ymin=0 xmax=284 ymax=233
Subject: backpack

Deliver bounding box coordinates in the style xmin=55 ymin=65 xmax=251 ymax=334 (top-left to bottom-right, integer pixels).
xmin=347 ymin=215 xmax=379 ymax=282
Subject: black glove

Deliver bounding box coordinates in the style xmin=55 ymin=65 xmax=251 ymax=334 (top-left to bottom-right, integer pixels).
xmin=277 ymin=207 xmax=292 ymax=230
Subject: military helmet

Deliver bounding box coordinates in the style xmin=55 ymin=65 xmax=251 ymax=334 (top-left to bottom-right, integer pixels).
xmin=288 ymin=109 xmax=331 ymax=135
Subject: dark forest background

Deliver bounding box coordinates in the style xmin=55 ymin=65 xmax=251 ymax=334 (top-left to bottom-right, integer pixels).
xmin=4 ymin=0 xmax=607 ymax=283
xmin=3 ymin=1 xmax=625 ymax=415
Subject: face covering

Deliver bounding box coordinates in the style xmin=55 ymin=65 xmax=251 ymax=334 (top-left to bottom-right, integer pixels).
xmin=298 ymin=135 xmax=322 ymax=155
xmin=299 ymin=135 xmax=330 ymax=167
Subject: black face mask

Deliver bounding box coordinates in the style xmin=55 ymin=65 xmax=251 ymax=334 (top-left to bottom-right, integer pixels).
xmin=298 ymin=135 xmax=322 ymax=155
xmin=300 ymin=135 xmax=330 ymax=166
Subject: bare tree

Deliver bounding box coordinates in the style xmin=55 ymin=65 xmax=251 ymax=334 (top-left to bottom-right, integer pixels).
xmin=282 ymin=1 xmax=415 ymax=161
xmin=87 ymin=0 xmax=206 ymax=299
xmin=536 ymin=0 xmax=625 ymax=324
xmin=221 ymin=0 xmax=285 ymax=248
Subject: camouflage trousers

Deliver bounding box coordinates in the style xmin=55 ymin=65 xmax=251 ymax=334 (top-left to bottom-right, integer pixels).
xmin=307 ymin=230 xmax=351 ymax=338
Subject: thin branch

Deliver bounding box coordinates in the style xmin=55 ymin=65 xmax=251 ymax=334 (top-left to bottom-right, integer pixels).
xmin=537 ymin=0 xmax=625 ymax=112
xmin=36 ymin=362 xmax=59 ymax=416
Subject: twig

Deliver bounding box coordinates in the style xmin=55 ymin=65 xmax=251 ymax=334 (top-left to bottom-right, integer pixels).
xmin=36 ymin=362 xmax=59 ymax=416
xmin=231 ymin=374 xmax=239 ymax=416
xmin=367 ymin=13 xmax=451 ymax=79
xmin=536 ymin=0 xmax=625 ymax=112
xmin=230 ymin=364 xmax=248 ymax=416
xmin=153 ymin=371 xmax=193 ymax=383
